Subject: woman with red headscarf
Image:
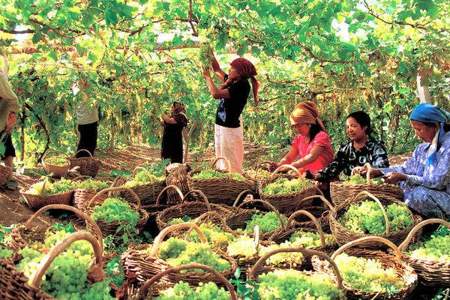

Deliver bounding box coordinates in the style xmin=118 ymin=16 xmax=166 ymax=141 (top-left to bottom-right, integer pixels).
xmin=202 ymin=53 xmax=259 ymax=173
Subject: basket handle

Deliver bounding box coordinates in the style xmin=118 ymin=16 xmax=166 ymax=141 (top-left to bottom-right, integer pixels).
xmin=211 ymin=156 xmax=231 ymax=172
xmin=232 ymin=189 xmax=254 ymax=207
xmin=294 ymin=194 xmax=336 ymax=215
xmin=282 ymin=210 xmax=326 ymax=247
xmin=235 ymin=197 xmax=287 ymax=230
xmin=24 ymin=204 xmax=104 ymax=250
xmin=74 ymin=149 xmax=93 ymax=158
xmin=132 ymin=166 xmax=148 ymax=177
xmin=352 ymin=190 xmax=390 ymax=235
xmin=87 ymin=186 xmax=142 ymax=210
xmin=248 ymin=247 xmax=343 ymax=289
xmin=155 ymin=185 xmax=184 ymax=206
xmin=181 ymin=189 xmax=211 ymax=211
xmin=331 ymin=236 xmax=402 ymax=260
xmin=150 ymin=223 xmax=207 ymax=257
xmin=138 ymin=263 xmax=238 ymax=300
xmin=195 ymin=211 xmax=236 ymax=236
xmin=270 ymin=164 xmax=301 ymax=179
xmin=398 ymin=218 xmax=450 ymax=252
xmin=29 ymin=231 xmax=104 ymax=288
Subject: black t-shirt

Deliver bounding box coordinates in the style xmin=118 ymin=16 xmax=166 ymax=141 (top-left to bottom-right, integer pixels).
xmin=215 ymin=76 xmax=250 ymax=128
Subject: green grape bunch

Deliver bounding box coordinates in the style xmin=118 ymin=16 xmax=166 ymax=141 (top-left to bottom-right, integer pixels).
xmin=91 ymin=197 xmax=140 ymax=227
xmin=340 ymin=200 xmax=414 ymax=235
xmin=75 ymin=179 xmax=109 ymax=191
xmin=45 ymin=156 xmax=69 ymax=166
xmin=245 ymin=211 xmax=287 ymax=234
xmin=409 ymin=226 xmax=450 ymax=262
xmin=192 ymin=169 xmax=246 ymax=181
xmin=262 ymin=177 xmax=314 ymax=196
xmin=157 ymin=281 xmax=230 ymax=300
xmin=198 ymin=42 xmax=214 ymax=69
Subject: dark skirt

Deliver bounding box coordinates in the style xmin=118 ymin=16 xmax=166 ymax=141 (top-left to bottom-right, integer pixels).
xmin=76 ymin=121 xmax=98 ymax=158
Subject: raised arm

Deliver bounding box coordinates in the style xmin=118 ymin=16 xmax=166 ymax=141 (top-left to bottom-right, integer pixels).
xmin=202 ymin=67 xmax=230 ymax=99
xmin=211 ymin=52 xmax=226 ymax=82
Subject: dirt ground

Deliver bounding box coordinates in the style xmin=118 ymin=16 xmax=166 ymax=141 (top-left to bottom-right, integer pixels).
xmin=0 ymin=144 xmax=410 ymax=227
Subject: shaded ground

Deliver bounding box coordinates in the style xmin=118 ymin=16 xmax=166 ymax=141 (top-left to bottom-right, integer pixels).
xmin=0 ymin=144 xmax=411 ymax=227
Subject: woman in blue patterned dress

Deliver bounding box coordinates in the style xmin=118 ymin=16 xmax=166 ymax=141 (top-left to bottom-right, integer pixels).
xmin=360 ymin=103 xmax=450 ymax=219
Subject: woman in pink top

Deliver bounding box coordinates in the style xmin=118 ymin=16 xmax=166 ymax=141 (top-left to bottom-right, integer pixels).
xmin=272 ymin=101 xmax=334 ymax=175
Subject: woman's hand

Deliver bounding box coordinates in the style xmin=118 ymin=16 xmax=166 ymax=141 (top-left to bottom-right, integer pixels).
xmin=202 ymin=66 xmax=211 ymax=78
xmin=383 ymin=172 xmax=407 ymax=184
xmin=354 ymin=165 xmax=383 ymax=178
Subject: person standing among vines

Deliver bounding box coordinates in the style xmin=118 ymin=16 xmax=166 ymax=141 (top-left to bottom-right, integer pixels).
xmin=160 ymin=101 xmax=189 ymax=163
xmin=202 ymin=54 xmax=259 ymax=173
xmin=0 ymin=49 xmax=19 ymax=189
xmin=73 ymin=76 xmax=99 ymax=158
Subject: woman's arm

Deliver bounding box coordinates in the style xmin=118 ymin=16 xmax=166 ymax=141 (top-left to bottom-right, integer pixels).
xmin=291 ymin=145 xmax=322 ymax=169
xmin=276 ymin=144 xmax=299 ymax=167
xmin=203 ymin=68 xmax=230 ymax=99
xmin=211 ymin=53 xmax=226 ymax=82
xmin=161 ymin=114 xmax=177 ymax=125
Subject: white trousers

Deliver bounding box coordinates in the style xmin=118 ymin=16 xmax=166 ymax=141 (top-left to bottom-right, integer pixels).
xmin=214 ymin=121 xmax=244 ymax=173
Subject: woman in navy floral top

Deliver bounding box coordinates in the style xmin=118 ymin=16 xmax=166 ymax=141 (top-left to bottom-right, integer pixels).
xmin=361 ymin=103 xmax=449 ymax=219
xmin=315 ymin=111 xmax=389 ymax=182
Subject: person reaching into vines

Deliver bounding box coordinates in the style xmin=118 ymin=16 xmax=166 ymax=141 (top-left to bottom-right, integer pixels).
xmin=0 ymin=49 xmax=19 ymax=190
xmin=161 ymin=101 xmax=189 ymax=163
xmin=73 ymin=76 xmax=99 ymax=158
xmin=202 ymin=53 xmax=259 ymax=173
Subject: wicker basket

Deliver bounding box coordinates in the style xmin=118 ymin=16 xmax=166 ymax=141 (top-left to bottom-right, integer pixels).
xmin=292 ymin=194 xmax=336 ymax=230
xmin=248 ymin=247 xmax=344 ymax=298
xmin=165 ymin=163 xmax=191 ymax=205
xmin=330 ymin=164 xmax=403 ymax=207
xmin=42 ymin=152 xmax=70 ymax=178
xmin=6 ymin=204 xmax=104 ymax=255
xmin=133 ymin=263 xmax=238 ymax=300
xmin=121 ymin=166 xmax=166 ymax=205
xmin=226 ymin=196 xmax=287 ymax=241
xmin=259 ymin=165 xmax=319 ymax=215
xmin=156 ymin=189 xmax=234 ymax=231
xmin=86 ymin=187 xmax=149 ymax=237
xmin=73 ymin=177 xmax=118 ymax=211
xmin=28 ymin=231 xmax=105 ymax=293
xmin=398 ymin=218 xmax=450 ymax=287
xmin=69 ymin=149 xmax=101 ymax=177
xmin=20 ymin=180 xmax=73 ymax=210
xmin=320 ymin=236 xmax=418 ymax=299
xmin=121 ymin=223 xmax=237 ymax=288
xmin=189 ymin=157 xmax=256 ymax=206
xmin=0 ymin=259 xmax=53 ymax=300
xmin=329 ymin=191 xmax=422 ymax=247
xmin=0 ymin=164 xmax=12 ymax=186
xmin=269 ymin=209 xmax=338 ymax=255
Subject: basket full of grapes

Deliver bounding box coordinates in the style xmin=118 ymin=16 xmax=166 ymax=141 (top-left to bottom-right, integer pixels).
xmin=188 ymin=157 xmax=256 ymax=206
xmin=156 ymin=189 xmax=234 ymax=231
xmin=329 ymin=191 xmax=421 ymax=247
xmin=21 ymin=178 xmax=75 ymax=209
xmin=132 ymin=263 xmax=238 ymax=300
xmin=73 ymin=177 xmax=110 ymax=211
xmin=330 ymin=165 xmax=403 ymax=207
xmin=398 ymin=218 xmax=450 ymax=286
xmin=85 ymin=187 xmax=149 ymax=237
xmin=248 ymin=247 xmax=346 ymax=300
xmin=42 ymin=153 xmax=70 ymax=178
xmin=259 ymin=165 xmax=317 ymax=215
xmin=314 ymin=236 xmax=418 ymax=299
xmin=121 ymin=163 xmax=167 ymax=205
xmin=121 ymin=223 xmax=237 ymax=291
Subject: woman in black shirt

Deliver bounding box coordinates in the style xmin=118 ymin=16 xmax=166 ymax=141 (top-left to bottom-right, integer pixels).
xmin=315 ymin=111 xmax=389 ymax=182
xmin=202 ymin=54 xmax=259 ymax=173
xmin=161 ymin=102 xmax=188 ymax=163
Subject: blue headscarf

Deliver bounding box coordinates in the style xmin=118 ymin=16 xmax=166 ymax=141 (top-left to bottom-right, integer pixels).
xmin=410 ymin=103 xmax=449 ymax=165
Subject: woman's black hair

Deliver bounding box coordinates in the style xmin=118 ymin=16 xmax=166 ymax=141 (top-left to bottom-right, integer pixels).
xmin=421 ymin=121 xmax=450 ymax=132
xmin=347 ymin=111 xmax=373 ymax=136
xmin=309 ymin=123 xmax=322 ymax=140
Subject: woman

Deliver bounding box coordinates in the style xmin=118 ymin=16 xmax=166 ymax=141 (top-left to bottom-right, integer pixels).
xmin=0 ymin=50 xmax=19 ymax=189
xmin=360 ymin=103 xmax=449 ymax=219
xmin=202 ymin=54 xmax=259 ymax=173
xmin=74 ymin=77 xmax=99 ymax=158
xmin=272 ymin=101 xmax=334 ymax=176
xmin=161 ymin=101 xmax=188 ymax=163
xmin=315 ymin=111 xmax=389 ymax=182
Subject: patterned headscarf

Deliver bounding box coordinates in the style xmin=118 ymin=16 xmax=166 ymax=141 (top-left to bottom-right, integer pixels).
xmin=230 ymin=57 xmax=259 ymax=102
xmin=290 ymin=101 xmax=326 ymax=131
